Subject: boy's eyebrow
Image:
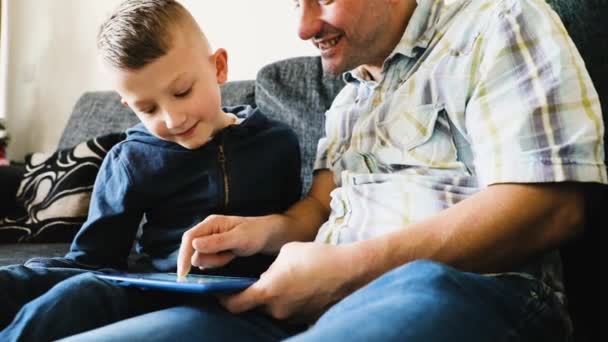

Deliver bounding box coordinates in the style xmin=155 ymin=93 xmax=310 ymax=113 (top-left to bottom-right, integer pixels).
xmin=168 ymin=72 xmax=189 ymax=89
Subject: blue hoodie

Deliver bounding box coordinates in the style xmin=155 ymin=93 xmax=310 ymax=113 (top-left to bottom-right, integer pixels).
xmin=65 ymin=106 xmax=301 ymax=276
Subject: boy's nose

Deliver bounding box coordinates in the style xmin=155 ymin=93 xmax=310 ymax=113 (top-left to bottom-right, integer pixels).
xmin=163 ymin=111 xmax=187 ymax=130
xmin=297 ymin=2 xmax=322 ymax=41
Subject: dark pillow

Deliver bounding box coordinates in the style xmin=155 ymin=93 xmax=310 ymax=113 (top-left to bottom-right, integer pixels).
xmin=0 ymin=133 xmax=125 ymax=243
xmin=0 ymin=165 xmax=26 ymax=218
xmin=255 ymin=56 xmax=345 ymax=193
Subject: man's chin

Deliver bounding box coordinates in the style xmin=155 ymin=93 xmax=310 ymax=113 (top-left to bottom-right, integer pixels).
xmin=320 ymin=58 xmax=351 ymax=77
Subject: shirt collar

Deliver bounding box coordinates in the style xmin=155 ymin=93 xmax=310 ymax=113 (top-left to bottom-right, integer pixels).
xmin=344 ymin=0 xmax=466 ymax=85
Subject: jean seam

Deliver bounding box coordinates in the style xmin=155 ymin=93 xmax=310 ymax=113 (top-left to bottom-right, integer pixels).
xmin=499 ymin=279 xmax=567 ymax=342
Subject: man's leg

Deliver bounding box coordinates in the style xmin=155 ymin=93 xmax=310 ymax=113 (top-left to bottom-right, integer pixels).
xmin=288 ymin=260 xmax=571 ymax=342
xmin=0 ymin=272 xmax=164 ymax=341
xmin=0 ymin=265 xmax=84 ymax=329
xmin=59 ymin=298 xmax=305 ymax=342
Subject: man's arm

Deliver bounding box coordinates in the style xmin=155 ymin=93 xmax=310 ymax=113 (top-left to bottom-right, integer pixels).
xmin=222 ymin=181 xmax=585 ymax=320
xmin=338 ymin=182 xmax=585 ymax=290
xmin=261 ymin=169 xmax=335 ymax=252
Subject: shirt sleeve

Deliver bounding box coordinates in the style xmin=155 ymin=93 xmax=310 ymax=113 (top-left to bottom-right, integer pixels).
xmin=314 ymin=84 xmax=358 ymax=184
xmin=65 ymin=147 xmax=143 ymax=269
xmin=465 ymin=0 xmax=606 ymax=187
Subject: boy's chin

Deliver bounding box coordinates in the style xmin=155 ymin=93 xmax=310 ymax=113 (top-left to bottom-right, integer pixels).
xmin=175 ymin=136 xmax=211 ymax=150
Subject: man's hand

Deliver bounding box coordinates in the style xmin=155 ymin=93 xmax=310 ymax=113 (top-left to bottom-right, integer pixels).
xmin=220 ymin=241 xmax=359 ymax=322
xmin=177 ymin=215 xmax=272 ymax=278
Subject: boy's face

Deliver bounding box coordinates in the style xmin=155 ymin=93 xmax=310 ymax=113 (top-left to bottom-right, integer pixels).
xmin=108 ymin=31 xmax=230 ymax=150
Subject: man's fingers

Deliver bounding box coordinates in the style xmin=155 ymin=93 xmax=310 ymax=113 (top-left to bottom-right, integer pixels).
xmin=177 ymin=231 xmax=195 ymax=279
xmin=191 ymin=250 xmax=236 ymax=269
xmin=176 ymin=215 xmax=237 ymax=278
xmin=192 ymin=229 xmax=242 ymax=255
xmin=220 ymin=280 xmax=267 ymax=314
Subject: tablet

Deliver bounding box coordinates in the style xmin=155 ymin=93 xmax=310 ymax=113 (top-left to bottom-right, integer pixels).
xmin=95 ymin=272 xmax=257 ymax=295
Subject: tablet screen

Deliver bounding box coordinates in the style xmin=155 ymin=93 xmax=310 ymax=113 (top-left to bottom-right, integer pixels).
xmin=139 ymin=273 xmax=254 ymax=284
xmin=95 ymin=272 xmax=257 ymax=294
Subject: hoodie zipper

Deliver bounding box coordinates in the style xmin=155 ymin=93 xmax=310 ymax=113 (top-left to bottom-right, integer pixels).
xmin=218 ymin=142 xmax=229 ymax=207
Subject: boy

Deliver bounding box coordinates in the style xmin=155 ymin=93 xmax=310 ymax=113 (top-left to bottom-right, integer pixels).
xmin=0 ymin=0 xmax=301 ymax=339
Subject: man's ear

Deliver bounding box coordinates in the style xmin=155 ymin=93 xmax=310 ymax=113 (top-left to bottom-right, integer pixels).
xmin=211 ymin=48 xmax=228 ymax=84
xmin=121 ymin=99 xmax=130 ymax=108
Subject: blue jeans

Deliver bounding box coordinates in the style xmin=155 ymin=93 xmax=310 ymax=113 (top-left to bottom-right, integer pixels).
xmin=56 ymin=260 xmax=571 ymax=341
xmin=0 ymin=265 xmax=179 ymax=341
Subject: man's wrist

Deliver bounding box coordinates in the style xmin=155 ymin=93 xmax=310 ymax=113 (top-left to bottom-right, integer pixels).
xmin=259 ymin=213 xmax=295 ymax=254
xmin=334 ymin=242 xmax=384 ymax=296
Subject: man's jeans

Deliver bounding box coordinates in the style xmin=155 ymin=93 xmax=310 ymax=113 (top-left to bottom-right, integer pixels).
xmin=50 ymin=260 xmax=570 ymax=342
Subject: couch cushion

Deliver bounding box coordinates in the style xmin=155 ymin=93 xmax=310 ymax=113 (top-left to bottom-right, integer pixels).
xmin=0 ymin=133 xmax=125 ymax=243
xmin=0 ymin=243 xmax=69 ymax=266
xmin=58 ymin=92 xmax=138 ymax=150
xmin=255 ymin=56 xmax=345 ymax=193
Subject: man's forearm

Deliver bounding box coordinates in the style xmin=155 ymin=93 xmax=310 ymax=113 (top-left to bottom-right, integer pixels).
xmin=262 ymin=170 xmax=335 ymax=253
xmin=344 ymin=183 xmax=585 ymax=288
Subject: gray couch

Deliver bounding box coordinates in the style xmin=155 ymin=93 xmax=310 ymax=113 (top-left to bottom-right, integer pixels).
xmin=0 ymin=1 xmax=605 ymax=340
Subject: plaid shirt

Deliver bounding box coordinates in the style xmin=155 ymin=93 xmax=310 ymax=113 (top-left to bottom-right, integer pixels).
xmin=313 ymin=0 xmax=606 ymax=296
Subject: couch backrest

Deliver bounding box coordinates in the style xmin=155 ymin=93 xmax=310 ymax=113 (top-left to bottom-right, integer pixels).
xmin=253 ymin=56 xmax=345 ymax=192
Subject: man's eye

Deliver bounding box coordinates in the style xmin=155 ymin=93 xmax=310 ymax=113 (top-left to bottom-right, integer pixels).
xmin=175 ymin=88 xmax=192 ymax=98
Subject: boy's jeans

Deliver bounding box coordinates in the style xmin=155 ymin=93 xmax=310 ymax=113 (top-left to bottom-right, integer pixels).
xmin=57 ymin=260 xmax=570 ymax=342
xmin=0 ymin=264 xmax=299 ymax=341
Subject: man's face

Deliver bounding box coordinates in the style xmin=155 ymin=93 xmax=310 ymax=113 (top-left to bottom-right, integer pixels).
xmin=107 ymin=32 xmax=230 ymax=150
xmin=294 ymin=0 xmax=397 ymax=75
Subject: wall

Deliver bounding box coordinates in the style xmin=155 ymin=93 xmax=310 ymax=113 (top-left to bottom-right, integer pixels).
xmin=1 ymin=0 xmax=317 ymax=161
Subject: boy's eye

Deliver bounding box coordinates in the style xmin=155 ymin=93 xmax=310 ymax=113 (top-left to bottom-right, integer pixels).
xmin=175 ymin=88 xmax=192 ymax=98
xmin=142 ymin=106 xmax=157 ymax=115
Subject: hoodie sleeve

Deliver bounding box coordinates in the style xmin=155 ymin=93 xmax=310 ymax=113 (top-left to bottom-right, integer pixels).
xmin=65 ymin=146 xmax=143 ymax=269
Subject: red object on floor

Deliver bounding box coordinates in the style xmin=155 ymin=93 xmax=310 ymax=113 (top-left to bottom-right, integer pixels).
xmin=0 ymin=146 xmax=8 ymax=166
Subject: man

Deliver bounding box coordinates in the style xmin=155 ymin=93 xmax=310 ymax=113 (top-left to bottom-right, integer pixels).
xmin=67 ymin=0 xmax=605 ymax=340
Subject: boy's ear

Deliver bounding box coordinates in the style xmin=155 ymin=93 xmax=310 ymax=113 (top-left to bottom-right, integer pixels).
xmin=211 ymin=48 xmax=228 ymax=84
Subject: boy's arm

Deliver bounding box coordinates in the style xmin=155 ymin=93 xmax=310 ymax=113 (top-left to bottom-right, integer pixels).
xmin=65 ymin=150 xmax=143 ymax=269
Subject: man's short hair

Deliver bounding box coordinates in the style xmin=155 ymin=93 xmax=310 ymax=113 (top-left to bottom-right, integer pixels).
xmin=97 ymin=0 xmax=188 ymax=70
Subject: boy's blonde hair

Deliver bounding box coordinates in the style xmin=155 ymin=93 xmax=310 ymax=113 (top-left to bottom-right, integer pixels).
xmin=97 ymin=0 xmax=190 ymax=70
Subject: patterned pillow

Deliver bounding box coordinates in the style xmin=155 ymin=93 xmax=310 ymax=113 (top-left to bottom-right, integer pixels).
xmin=0 ymin=133 xmax=125 ymax=243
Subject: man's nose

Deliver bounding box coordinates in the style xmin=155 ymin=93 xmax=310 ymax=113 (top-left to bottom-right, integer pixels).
xmin=163 ymin=110 xmax=186 ymax=130
xmin=297 ymin=2 xmax=322 ymax=41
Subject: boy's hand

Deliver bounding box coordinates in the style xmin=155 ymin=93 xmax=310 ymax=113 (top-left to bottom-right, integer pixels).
xmin=177 ymin=215 xmax=271 ymax=278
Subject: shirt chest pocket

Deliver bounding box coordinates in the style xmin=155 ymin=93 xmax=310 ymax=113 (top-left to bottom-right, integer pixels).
xmin=372 ymin=104 xmax=460 ymax=169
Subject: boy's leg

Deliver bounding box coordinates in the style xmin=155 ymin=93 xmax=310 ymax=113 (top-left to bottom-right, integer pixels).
xmin=287 ymin=260 xmax=571 ymax=342
xmin=0 ymin=265 xmax=84 ymax=329
xmin=0 ymin=272 xmax=163 ymax=341
xmin=58 ymin=298 xmax=305 ymax=342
